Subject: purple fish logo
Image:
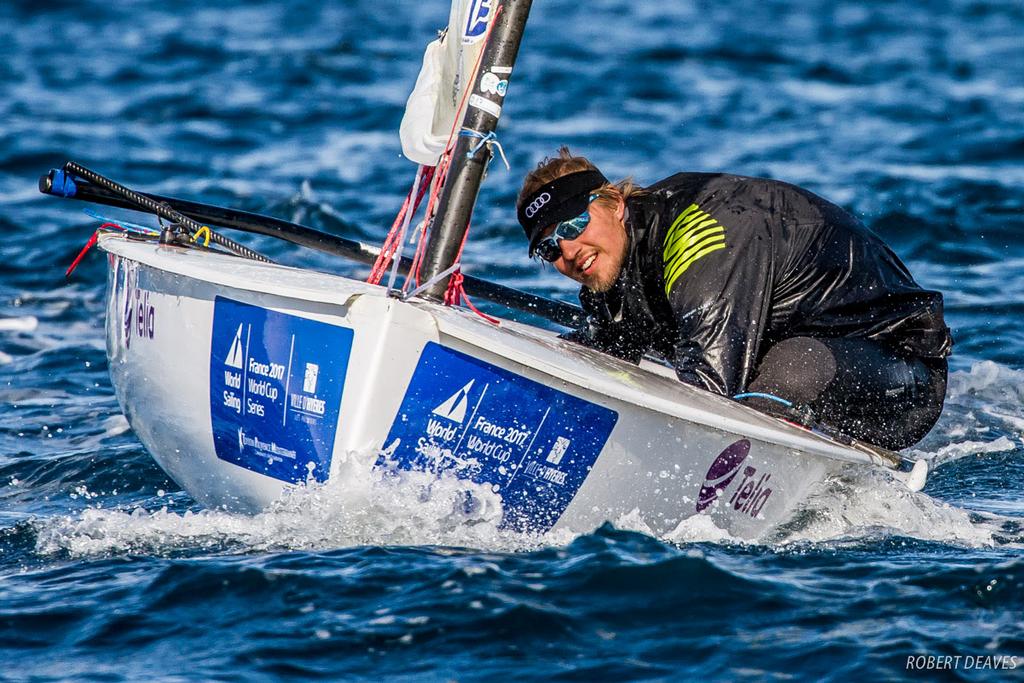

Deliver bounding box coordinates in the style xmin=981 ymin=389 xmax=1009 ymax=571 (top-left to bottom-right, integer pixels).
xmin=122 ymin=266 xmax=135 ymax=348
xmin=696 ymin=439 xmax=751 ymax=512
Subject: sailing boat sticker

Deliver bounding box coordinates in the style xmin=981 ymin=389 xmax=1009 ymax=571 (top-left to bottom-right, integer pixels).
xmin=225 ymin=324 xmax=245 ymax=369
xmin=432 ymin=380 xmax=474 ymax=423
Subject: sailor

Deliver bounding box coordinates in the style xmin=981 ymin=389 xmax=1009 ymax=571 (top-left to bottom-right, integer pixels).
xmin=516 ymin=148 xmax=952 ymax=450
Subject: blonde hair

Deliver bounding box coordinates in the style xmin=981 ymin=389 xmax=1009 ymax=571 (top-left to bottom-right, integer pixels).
xmin=518 ymin=146 xmax=646 ymax=213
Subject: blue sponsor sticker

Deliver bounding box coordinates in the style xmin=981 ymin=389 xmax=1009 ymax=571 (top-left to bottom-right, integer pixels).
xmin=463 ymin=0 xmax=493 ymax=42
xmin=209 ymin=297 xmax=353 ymax=483
xmin=381 ymin=342 xmax=618 ymax=532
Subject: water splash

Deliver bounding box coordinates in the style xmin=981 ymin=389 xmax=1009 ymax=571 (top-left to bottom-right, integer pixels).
xmin=33 ymin=447 xmax=581 ymax=558
xmin=769 ymin=465 xmax=1013 ymax=547
xmin=952 ymin=363 xmax=1024 ymax=436
xmin=768 ymin=361 xmax=1024 ymax=547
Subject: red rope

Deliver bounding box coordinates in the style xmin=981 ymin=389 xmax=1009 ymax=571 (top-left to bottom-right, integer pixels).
xmin=442 ymin=225 xmax=471 ymax=306
xmin=367 ymin=165 xmax=435 ymax=285
xmin=445 ymin=270 xmax=501 ymax=325
xmin=66 ymin=222 xmax=122 ymax=278
xmin=407 ymin=162 xmax=450 ymax=290
xmin=441 ymin=224 xmax=500 ymax=326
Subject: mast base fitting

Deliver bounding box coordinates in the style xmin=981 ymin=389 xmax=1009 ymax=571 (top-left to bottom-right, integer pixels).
xmin=159 ymin=225 xmax=192 ymax=248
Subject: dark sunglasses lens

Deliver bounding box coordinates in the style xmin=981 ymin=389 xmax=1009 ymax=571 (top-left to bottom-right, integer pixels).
xmin=532 ymin=210 xmax=591 ymax=262
xmin=535 ymin=239 xmax=561 ymax=262
xmin=559 ymin=212 xmax=589 ymax=239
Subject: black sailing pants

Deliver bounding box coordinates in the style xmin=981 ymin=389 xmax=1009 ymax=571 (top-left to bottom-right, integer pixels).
xmin=745 ymin=337 xmax=947 ymax=450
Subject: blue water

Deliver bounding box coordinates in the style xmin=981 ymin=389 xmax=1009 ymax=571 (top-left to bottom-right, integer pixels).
xmin=2 ymin=0 xmax=1023 ymax=679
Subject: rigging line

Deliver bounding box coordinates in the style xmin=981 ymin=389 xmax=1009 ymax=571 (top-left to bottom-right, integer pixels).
xmin=403 ymin=261 xmax=461 ymax=301
xmin=446 ymin=271 xmax=501 ymax=325
xmin=66 ymin=222 xmax=125 ymax=278
xmin=386 ymin=164 xmax=428 ymax=294
xmin=437 ymin=204 xmax=500 ymax=325
xmin=368 ymin=164 xmax=433 ymax=287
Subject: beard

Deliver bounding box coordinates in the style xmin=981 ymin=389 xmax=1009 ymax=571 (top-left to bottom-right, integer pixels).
xmin=585 ymin=246 xmax=627 ymax=293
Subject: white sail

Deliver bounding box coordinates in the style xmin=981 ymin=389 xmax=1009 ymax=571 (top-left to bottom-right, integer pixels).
xmin=400 ymin=0 xmax=496 ymax=165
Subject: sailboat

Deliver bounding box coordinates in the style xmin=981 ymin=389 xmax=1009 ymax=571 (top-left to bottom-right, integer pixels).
xmin=38 ymin=0 xmax=926 ymax=539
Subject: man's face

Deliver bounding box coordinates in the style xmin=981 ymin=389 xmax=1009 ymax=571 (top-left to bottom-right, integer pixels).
xmin=544 ymin=197 xmax=628 ymax=293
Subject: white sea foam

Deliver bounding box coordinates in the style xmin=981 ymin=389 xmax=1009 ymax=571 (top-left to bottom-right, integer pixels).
xmin=34 ymin=448 xmax=578 ymax=558
xmin=771 ymin=465 xmax=1010 ymax=547
xmin=946 ymin=360 xmax=1024 ymax=407
xmin=0 ymin=315 xmax=38 ymax=364
xmin=911 ymin=361 xmax=1024 ymax=465
xmin=919 ymin=435 xmax=1020 ymax=468
xmin=0 ymin=316 xmax=38 ymax=333
xmin=662 ymin=512 xmax=738 ymax=544
xmin=100 ymin=414 xmax=131 ymax=438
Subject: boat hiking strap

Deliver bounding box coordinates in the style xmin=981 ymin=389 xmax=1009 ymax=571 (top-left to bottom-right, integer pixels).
xmin=733 ymin=392 xmax=793 ymax=407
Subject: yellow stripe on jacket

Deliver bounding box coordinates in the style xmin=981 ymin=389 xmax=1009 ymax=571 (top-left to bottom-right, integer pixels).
xmin=663 ymin=203 xmax=726 ymax=295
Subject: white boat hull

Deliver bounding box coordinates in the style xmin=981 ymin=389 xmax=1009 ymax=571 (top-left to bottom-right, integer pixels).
xmin=102 ymin=233 xmax=899 ymax=540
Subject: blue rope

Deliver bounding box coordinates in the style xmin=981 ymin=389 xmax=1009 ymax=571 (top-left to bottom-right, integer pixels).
xmin=458 ymin=130 xmax=510 ymax=169
xmin=733 ymin=392 xmax=793 ymax=407
xmin=83 ymin=209 xmax=159 ymax=235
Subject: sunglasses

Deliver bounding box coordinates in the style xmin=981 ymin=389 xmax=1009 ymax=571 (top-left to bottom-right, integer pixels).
xmin=533 ymin=194 xmax=600 ymax=263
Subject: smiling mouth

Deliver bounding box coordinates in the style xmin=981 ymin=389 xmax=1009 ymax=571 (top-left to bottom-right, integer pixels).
xmin=580 ymin=254 xmax=596 ymax=274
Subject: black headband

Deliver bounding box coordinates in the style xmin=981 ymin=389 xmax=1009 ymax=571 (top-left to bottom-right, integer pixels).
xmin=518 ymin=170 xmax=608 ymax=255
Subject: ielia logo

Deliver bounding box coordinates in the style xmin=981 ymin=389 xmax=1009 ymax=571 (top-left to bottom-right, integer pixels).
xmin=695 ymin=439 xmax=774 ymax=518
xmin=122 ymin=264 xmax=155 ymax=349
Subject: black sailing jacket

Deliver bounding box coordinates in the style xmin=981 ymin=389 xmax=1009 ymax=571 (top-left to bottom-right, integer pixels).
xmin=569 ymin=173 xmax=953 ymax=396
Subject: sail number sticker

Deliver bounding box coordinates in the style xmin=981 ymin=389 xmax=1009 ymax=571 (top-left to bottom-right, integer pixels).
xmin=381 ymin=342 xmax=618 ymax=532
xmin=209 ymin=297 xmax=353 ymax=484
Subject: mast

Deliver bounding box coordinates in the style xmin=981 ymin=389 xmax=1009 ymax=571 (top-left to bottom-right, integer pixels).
xmin=417 ymin=0 xmax=533 ymax=301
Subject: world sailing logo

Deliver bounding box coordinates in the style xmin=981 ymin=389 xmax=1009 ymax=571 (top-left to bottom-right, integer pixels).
xmin=463 ymin=0 xmax=493 ymax=43
xmin=225 ymin=324 xmax=245 ymax=369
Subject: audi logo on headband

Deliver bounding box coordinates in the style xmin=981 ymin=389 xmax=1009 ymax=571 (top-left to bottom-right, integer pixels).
xmin=524 ymin=192 xmax=551 ymax=218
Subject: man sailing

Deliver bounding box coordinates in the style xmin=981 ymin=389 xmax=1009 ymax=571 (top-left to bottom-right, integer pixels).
xmin=517 ymin=148 xmax=952 ymax=449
